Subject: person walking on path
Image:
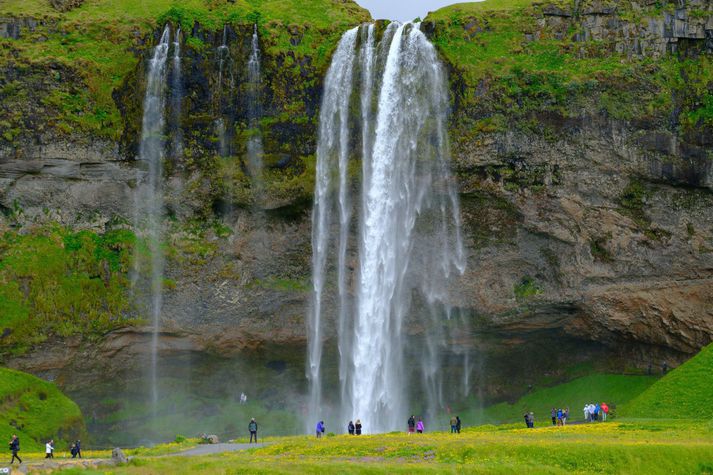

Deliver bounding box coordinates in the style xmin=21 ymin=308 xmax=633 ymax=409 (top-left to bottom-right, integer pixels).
xmin=45 ymin=439 xmax=54 ymax=459
xmin=563 ymin=407 xmax=569 ymax=426
xmin=248 ymin=418 xmax=258 ymax=443
xmin=583 ymin=405 xmax=590 ymax=422
xmin=551 ymin=407 xmax=557 ymax=426
xmin=416 ymin=417 xmax=424 ymax=434
xmin=9 ymin=434 xmax=21 ymax=464
xmin=71 ymin=439 xmax=82 ymax=458
xmin=450 ymin=416 xmax=458 ymax=433
xmin=348 ymin=421 xmax=355 ymax=435
xmin=557 ymin=408 xmax=563 ymax=426
xmin=408 ymin=415 xmax=416 ymax=435
xmin=355 ymin=420 xmax=362 ymax=435
xmin=601 ymin=403 xmax=609 ymax=421
xmin=456 ymin=416 xmax=461 ymax=434
xmin=316 ymin=421 xmax=325 ymax=438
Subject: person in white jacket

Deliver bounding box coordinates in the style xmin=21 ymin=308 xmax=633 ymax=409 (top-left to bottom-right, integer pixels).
xmin=45 ymin=439 xmax=54 ymax=459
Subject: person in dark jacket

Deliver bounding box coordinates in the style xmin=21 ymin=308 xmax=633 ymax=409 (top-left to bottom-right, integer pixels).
xmin=9 ymin=434 xmax=21 ymax=464
xmin=456 ymin=416 xmax=462 ymax=434
xmin=72 ymin=440 xmax=82 ymax=458
xmin=316 ymin=421 xmax=325 ymax=438
xmin=347 ymin=421 xmax=355 ymax=435
xmin=248 ymin=418 xmax=258 ymax=443
xmin=407 ymin=415 xmax=416 ymax=435
xmin=355 ymin=420 xmax=362 ymax=435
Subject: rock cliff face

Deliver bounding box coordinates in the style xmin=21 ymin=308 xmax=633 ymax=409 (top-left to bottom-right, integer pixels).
xmin=1 ymin=0 xmax=712 ymax=438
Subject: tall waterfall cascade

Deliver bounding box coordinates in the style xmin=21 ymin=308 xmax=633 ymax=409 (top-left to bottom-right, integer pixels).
xmin=132 ymin=25 xmax=181 ymax=411
xmin=246 ymin=24 xmax=264 ymax=198
xmin=309 ymin=22 xmax=466 ymax=433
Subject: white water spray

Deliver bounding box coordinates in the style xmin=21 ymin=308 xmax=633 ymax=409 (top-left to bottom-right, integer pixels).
xmin=133 ymin=25 xmax=171 ymax=411
xmin=309 ymin=23 xmax=465 ymax=433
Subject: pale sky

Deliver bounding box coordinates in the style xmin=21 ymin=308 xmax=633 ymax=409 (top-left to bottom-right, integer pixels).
xmin=357 ymin=0 xmax=481 ymax=22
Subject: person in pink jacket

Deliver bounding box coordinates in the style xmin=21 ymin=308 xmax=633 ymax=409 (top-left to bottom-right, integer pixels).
xmin=416 ymin=417 xmax=424 ymax=433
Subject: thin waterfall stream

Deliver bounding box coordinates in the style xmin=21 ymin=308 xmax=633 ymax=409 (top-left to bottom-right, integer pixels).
xmin=309 ymin=22 xmax=466 ymax=433
xmin=246 ymin=24 xmax=264 ymax=200
xmin=133 ymin=25 xmax=171 ymax=413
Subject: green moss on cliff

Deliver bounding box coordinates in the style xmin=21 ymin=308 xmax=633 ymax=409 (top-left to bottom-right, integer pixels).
xmin=0 ymin=0 xmax=369 ymax=141
xmin=0 ymin=225 xmax=137 ymax=356
xmin=0 ymin=367 xmax=87 ymax=451
xmin=425 ymin=1 xmax=712 ymax=140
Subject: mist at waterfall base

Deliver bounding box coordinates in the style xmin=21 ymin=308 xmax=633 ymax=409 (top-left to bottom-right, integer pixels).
xmin=308 ymin=22 xmax=469 ymax=434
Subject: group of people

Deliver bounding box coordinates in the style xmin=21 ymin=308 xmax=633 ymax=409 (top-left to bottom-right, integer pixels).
xmin=407 ymin=415 xmax=425 ymax=434
xmin=584 ymin=402 xmax=609 ymax=422
xmin=449 ymin=416 xmax=462 ymax=433
xmin=347 ymin=420 xmax=363 ymax=435
xmin=550 ymin=407 xmax=570 ymax=426
xmin=7 ymin=435 xmax=80 ymax=465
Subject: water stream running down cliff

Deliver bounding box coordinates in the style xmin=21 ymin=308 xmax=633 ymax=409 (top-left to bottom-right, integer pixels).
xmin=215 ymin=25 xmax=232 ymax=158
xmin=246 ymin=24 xmax=264 ymax=199
xmin=309 ymin=23 xmax=466 ymax=433
xmin=132 ymin=25 xmax=171 ymax=414
xmin=170 ymin=27 xmax=183 ymax=161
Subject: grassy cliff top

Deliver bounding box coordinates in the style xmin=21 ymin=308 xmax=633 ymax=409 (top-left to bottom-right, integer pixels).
xmin=424 ymin=0 xmax=712 ymax=135
xmin=627 ymin=344 xmax=713 ymax=419
xmin=0 ymin=367 xmax=86 ymax=451
xmin=0 ymin=0 xmax=370 ymax=140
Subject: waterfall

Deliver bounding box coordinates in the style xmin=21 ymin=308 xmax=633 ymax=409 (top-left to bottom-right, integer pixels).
xmin=308 ymin=27 xmax=359 ymax=427
xmin=309 ymin=23 xmax=465 ymax=433
xmin=171 ymin=27 xmax=183 ymax=161
xmin=246 ymin=24 xmax=264 ymax=199
xmin=133 ymin=25 xmax=171 ymax=411
xmin=216 ymin=25 xmax=232 ymax=158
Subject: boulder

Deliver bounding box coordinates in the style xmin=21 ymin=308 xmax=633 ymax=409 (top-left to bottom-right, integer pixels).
xmin=49 ymin=0 xmax=84 ymax=12
xmin=112 ymin=447 xmax=128 ymax=464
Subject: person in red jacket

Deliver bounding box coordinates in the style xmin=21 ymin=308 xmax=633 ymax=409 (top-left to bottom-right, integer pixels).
xmin=601 ymin=402 xmax=609 ymax=421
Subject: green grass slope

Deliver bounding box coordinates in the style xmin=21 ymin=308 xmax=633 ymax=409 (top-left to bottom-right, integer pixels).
xmin=0 ymin=367 xmax=87 ymax=451
xmin=627 ymin=344 xmax=713 ymax=419
xmin=476 ymin=374 xmax=657 ymax=424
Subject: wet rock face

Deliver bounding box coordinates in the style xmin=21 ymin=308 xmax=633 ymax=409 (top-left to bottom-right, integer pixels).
xmin=540 ymin=0 xmax=713 ymax=57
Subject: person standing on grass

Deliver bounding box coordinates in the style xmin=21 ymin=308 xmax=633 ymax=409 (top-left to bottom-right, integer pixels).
xmin=348 ymin=421 xmax=355 ymax=435
xmin=456 ymin=416 xmax=462 ymax=434
xmin=408 ymin=415 xmax=416 ymax=435
xmin=316 ymin=421 xmax=325 ymax=438
xmin=248 ymin=418 xmax=258 ymax=443
xmin=355 ymin=420 xmax=362 ymax=435
xmin=45 ymin=439 xmax=54 ymax=459
xmin=551 ymin=407 xmax=557 ymax=426
xmin=450 ymin=415 xmax=458 ymax=433
xmin=557 ymin=408 xmax=563 ymax=426
xmin=601 ymin=403 xmax=609 ymax=422
xmin=563 ymin=407 xmax=569 ymax=426
xmin=9 ymin=434 xmax=21 ymax=464
xmin=416 ymin=417 xmax=424 ymax=433
xmin=583 ymin=404 xmax=590 ymax=422
xmin=73 ymin=439 xmax=82 ymax=458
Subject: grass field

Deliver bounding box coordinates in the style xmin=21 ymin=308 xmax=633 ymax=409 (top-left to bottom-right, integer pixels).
xmin=628 ymin=344 xmax=713 ymax=420
xmin=0 ymin=368 xmax=86 ymax=452
xmin=12 ymin=419 xmax=713 ymax=474
xmin=473 ymin=373 xmax=658 ymax=424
